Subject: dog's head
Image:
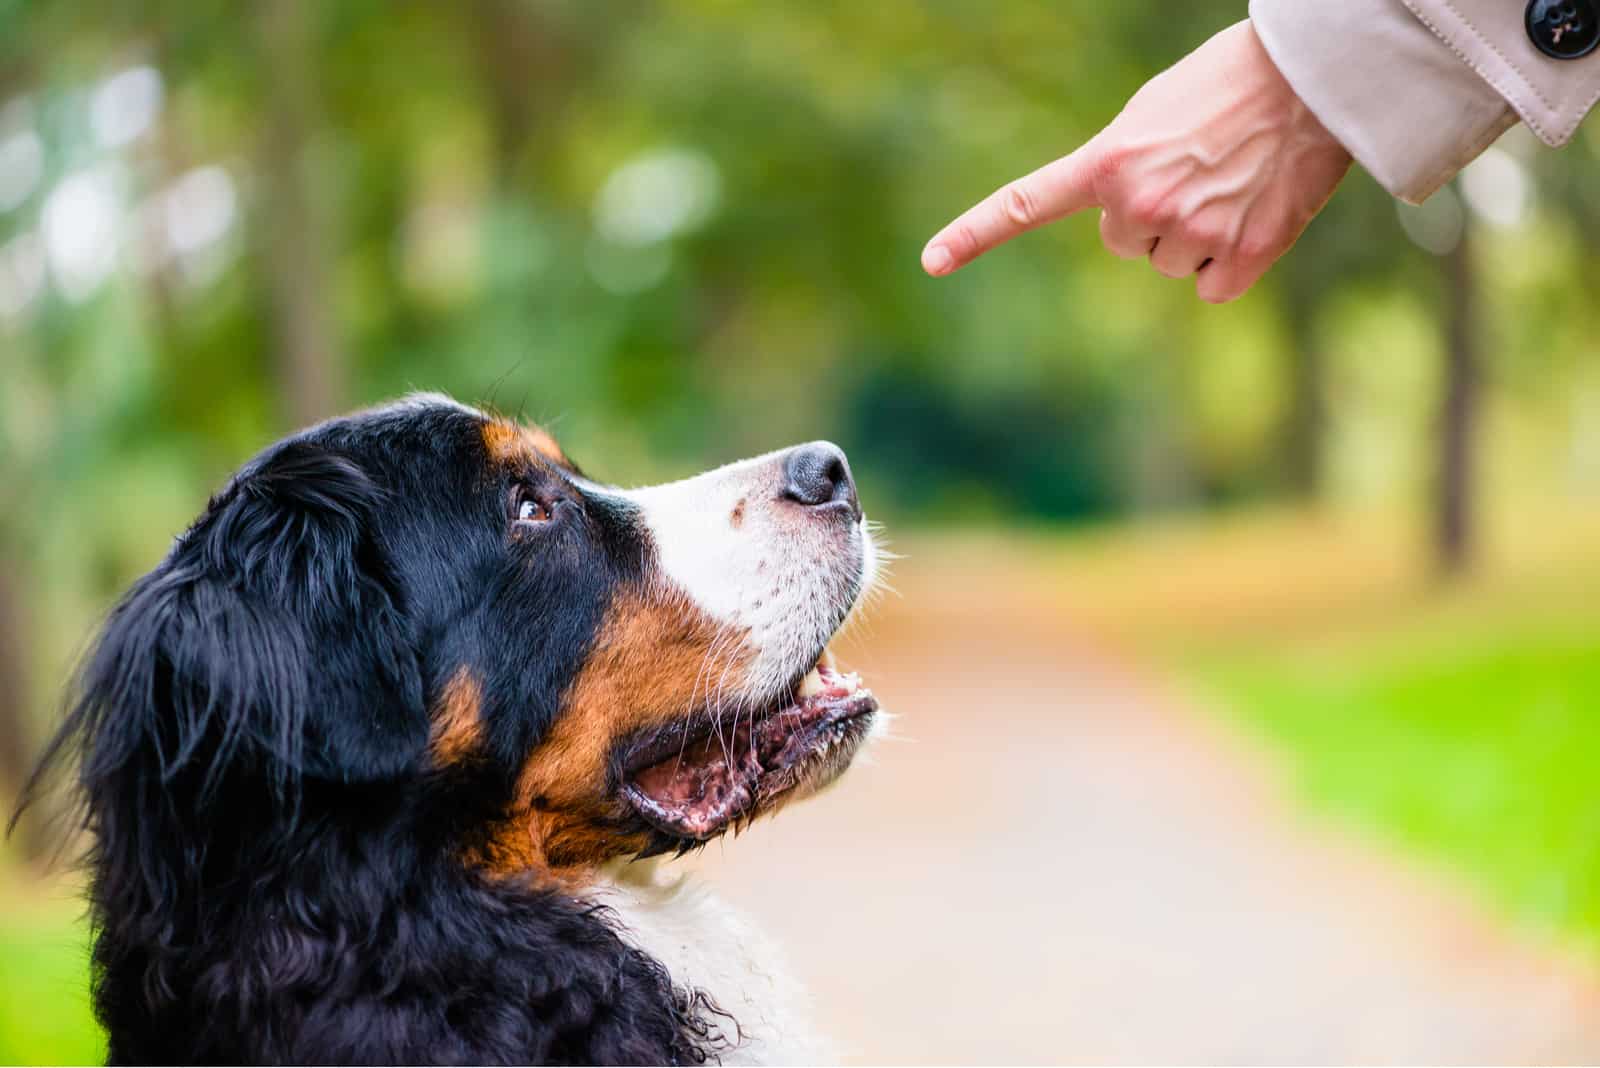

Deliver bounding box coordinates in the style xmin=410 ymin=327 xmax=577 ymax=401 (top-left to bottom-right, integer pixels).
xmin=53 ymin=393 xmax=881 ymax=879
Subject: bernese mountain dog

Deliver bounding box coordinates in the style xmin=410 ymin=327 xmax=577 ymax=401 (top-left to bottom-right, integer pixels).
xmin=22 ymin=393 xmax=884 ymax=1065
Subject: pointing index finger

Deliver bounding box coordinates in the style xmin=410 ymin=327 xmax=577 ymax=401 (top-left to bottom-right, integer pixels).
xmin=922 ymin=139 xmax=1103 ymax=276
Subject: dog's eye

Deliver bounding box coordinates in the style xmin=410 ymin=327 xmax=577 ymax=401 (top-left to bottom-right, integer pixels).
xmin=512 ymin=487 xmax=552 ymax=525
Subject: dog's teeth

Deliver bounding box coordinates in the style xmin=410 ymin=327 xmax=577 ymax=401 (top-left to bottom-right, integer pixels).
xmin=799 ymin=666 xmax=826 ymax=698
xmin=818 ymin=648 xmax=837 ymax=673
xmin=840 ymin=671 xmax=860 ymax=694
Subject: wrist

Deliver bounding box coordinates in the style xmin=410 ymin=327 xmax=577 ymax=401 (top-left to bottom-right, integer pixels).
xmin=1241 ymin=20 xmax=1350 ymax=160
xmin=1248 ymin=0 xmax=1514 ymax=202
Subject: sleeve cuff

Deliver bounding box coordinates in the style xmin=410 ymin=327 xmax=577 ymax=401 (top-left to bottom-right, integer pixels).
xmin=1249 ymin=0 xmax=1515 ymax=203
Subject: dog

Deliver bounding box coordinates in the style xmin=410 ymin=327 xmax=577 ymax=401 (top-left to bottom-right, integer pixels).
xmin=23 ymin=393 xmax=883 ymax=1064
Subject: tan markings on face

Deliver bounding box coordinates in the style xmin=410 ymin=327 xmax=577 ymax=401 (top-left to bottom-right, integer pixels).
xmin=478 ymin=585 xmax=753 ymax=877
xmin=430 ymin=667 xmax=484 ymax=766
xmin=481 ymin=419 xmax=570 ymax=469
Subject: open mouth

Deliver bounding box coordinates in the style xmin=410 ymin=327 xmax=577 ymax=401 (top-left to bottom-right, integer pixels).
xmin=621 ymin=651 xmax=878 ymax=841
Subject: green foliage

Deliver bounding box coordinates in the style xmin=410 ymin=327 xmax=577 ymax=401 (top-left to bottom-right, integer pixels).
xmin=2 ymin=0 xmax=1595 ymax=582
xmin=1196 ymin=610 xmax=1600 ymax=948
xmin=5 ymin=0 xmax=1562 ymax=527
xmin=0 ymin=903 xmax=101 ymax=1064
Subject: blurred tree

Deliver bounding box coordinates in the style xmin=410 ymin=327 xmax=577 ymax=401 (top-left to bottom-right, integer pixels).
xmin=1437 ymin=220 xmax=1481 ymax=575
xmin=1282 ymin=286 xmax=1329 ymax=500
xmin=259 ymin=0 xmax=342 ymax=425
xmin=1274 ymin=177 xmax=1426 ymax=503
xmin=0 ymin=563 xmax=42 ymax=861
xmin=1 ymin=0 xmax=1595 ymax=789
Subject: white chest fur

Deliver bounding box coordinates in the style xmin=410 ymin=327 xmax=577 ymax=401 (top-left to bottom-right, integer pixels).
xmin=589 ymin=860 xmax=838 ymax=1066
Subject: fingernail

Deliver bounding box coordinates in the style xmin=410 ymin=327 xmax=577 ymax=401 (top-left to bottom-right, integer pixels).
xmin=922 ymin=244 xmax=953 ymax=276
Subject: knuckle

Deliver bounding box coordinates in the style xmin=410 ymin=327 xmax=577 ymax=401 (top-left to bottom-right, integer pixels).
xmin=951 ymin=223 xmax=981 ymax=258
xmin=1184 ymin=221 xmax=1227 ymax=249
xmin=1001 ymin=182 xmax=1038 ymax=228
xmin=1235 ymin=232 xmax=1281 ymax=267
xmin=1092 ymin=144 xmax=1130 ymax=190
xmin=1125 ymin=192 xmax=1172 ymax=230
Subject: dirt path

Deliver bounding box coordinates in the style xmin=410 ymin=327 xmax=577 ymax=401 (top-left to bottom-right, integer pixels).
xmin=685 ymin=546 xmax=1600 ymax=1064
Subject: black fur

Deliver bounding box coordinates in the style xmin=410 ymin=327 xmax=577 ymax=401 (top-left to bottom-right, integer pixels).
xmin=15 ymin=399 xmax=726 ymax=1065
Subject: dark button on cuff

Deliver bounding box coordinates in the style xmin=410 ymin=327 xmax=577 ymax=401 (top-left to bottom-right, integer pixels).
xmin=1528 ymin=0 xmax=1600 ymax=59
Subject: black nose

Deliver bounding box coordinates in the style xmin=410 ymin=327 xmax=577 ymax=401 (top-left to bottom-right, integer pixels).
xmin=781 ymin=442 xmax=861 ymax=521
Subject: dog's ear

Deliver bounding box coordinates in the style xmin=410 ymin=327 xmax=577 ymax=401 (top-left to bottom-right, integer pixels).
xmin=72 ymin=440 xmax=426 ymax=792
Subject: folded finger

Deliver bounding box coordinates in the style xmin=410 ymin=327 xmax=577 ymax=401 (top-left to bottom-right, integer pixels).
xmin=1195 ymin=257 xmax=1266 ymax=304
xmin=1098 ymin=210 xmax=1157 ymax=260
xmin=1149 ymin=236 xmax=1211 ymax=279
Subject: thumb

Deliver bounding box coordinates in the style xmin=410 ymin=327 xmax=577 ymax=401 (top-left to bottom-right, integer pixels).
xmin=922 ymin=137 xmax=1103 ymax=276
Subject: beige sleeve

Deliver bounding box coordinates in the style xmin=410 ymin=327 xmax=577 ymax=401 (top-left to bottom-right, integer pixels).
xmin=1248 ymin=0 xmax=1593 ymax=204
xmin=1399 ymin=0 xmax=1600 ymax=144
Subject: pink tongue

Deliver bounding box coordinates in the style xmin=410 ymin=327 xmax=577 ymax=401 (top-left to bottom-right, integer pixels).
xmin=629 ymin=727 xmax=759 ymax=839
xmin=627 ymin=690 xmax=847 ymax=839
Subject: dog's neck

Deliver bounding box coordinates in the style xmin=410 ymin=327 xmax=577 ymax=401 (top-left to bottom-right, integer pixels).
xmin=89 ymin=763 xmax=827 ymax=1064
xmin=586 ymin=857 xmax=839 ymax=1066
xmin=86 ymin=773 xmax=720 ymax=1064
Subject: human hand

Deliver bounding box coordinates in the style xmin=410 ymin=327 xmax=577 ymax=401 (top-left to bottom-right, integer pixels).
xmin=921 ymin=20 xmax=1353 ymax=303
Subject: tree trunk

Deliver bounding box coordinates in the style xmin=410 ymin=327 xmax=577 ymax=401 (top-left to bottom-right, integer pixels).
xmin=1436 ymin=224 xmax=1481 ymax=577
xmin=465 ymin=0 xmax=584 ymax=189
xmin=1283 ymin=294 xmax=1326 ymax=501
xmin=470 ymin=0 xmax=541 ymax=186
xmin=259 ymin=0 xmax=342 ymax=429
xmin=0 ymin=563 xmax=44 ymax=862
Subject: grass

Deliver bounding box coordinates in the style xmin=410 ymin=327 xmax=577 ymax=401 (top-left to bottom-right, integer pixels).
xmin=1193 ymin=619 xmax=1600 ymax=947
xmin=0 ymin=884 xmax=101 ymax=1065
xmin=1010 ymin=497 xmax=1600 ymax=953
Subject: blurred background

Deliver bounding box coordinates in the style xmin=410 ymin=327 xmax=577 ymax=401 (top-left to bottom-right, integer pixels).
xmin=3 ymin=0 xmax=1600 ymax=1062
